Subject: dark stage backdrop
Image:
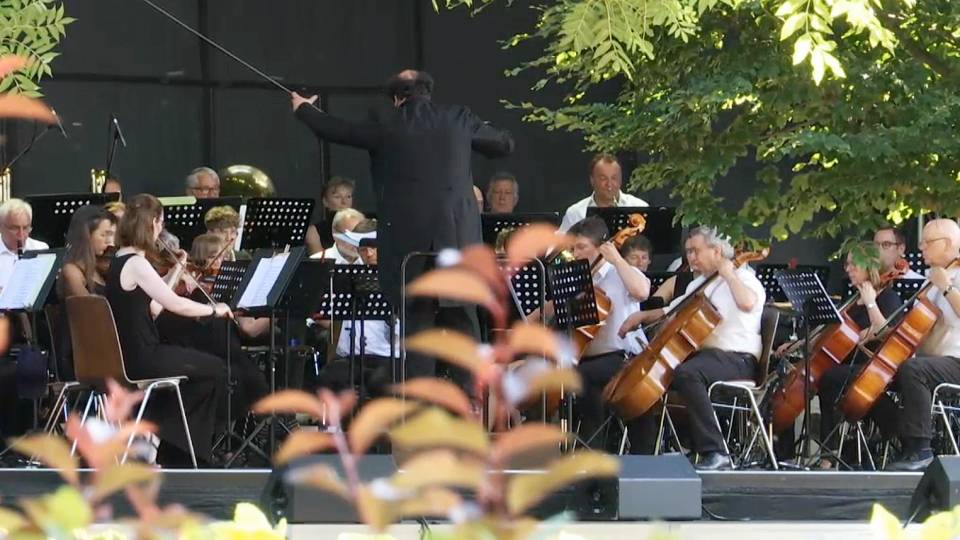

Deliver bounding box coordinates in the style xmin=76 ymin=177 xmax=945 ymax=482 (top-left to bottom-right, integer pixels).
xmin=0 ymin=0 xmax=840 ymax=280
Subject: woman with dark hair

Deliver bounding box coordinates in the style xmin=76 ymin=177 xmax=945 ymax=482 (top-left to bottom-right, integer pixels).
xmin=305 ymin=176 xmax=355 ymax=255
xmin=58 ymin=206 xmax=116 ymax=299
xmin=105 ymin=194 xmax=229 ymax=466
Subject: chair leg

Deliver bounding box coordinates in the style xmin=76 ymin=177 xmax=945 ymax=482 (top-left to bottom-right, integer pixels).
xmin=857 ymin=423 xmax=876 ymax=471
xmin=939 ymin=401 xmax=960 ymax=455
xmin=666 ymin=408 xmax=683 ymax=453
xmin=121 ymin=386 xmax=154 ymax=465
xmin=708 ymin=387 xmax=733 ymax=462
xmin=70 ymin=392 xmax=96 ymax=457
xmin=172 ymin=384 xmax=198 ymax=469
xmin=655 ymin=403 xmax=668 ymax=456
xmin=746 ymin=391 xmax=779 ymax=470
xmin=43 ymin=385 xmax=70 ymax=434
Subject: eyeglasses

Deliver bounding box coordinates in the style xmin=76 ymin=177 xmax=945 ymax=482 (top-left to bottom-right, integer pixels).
xmin=4 ymin=224 xmax=31 ymax=234
xmin=876 ymin=241 xmax=902 ymax=250
xmin=919 ymin=237 xmax=949 ymax=248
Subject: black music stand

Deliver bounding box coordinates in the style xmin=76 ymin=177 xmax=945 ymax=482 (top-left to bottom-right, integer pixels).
xmin=481 ymin=212 xmax=561 ymax=246
xmin=586 ymin=206 xmax=681 ymax=255
xmin=239 ymin=198 xmax=315 ymax=251
xmin=224 ymin=247 xmax=305 ymax=467
xmin=905 ymin=251 xmax=927 ymax=276
xmin=210 ymin=261 xmax=249 ymax=304
xmin=162 ymin=196 xmax=243 ymax=251
xmin=775 ymin=269 xmax=842 ymax=465
xmin=549 ymin=259 xmax=598 ymax=446
xmin=26 ymin=193 xmax=121 ymax=247
xmin=844 ymin=278 xmax=924 ymax=299
xmin=758 ymin=264 xmax=831 ymax=303
xmin=320 ymin=265 xmax=394 ymax=402
xmin=500 ymin=260 xmax=547 ymax=321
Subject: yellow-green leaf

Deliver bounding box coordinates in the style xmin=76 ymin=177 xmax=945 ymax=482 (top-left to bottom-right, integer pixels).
xmin=349 ymin=398 xmax=420 ymax=455
xmin=91 ymin=463 xmax=157 ymax=501
xmin=9 ymin=435 xmax=78 ymax=485
xmin=389 ymin=407 xmax=490 ymax=455
xmin=506 ymin=451 xmax=620 ymax=515
xmin=391 ymin=449 xmax=485 ymax=491
xmin=780 ymin=13 xmax=806 ymax=41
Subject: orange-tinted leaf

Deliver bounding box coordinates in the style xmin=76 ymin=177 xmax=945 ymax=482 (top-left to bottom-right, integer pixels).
xmin=348 ymin=398 xmax=420 ymax=455
xmin=0 ymin=56 xmax=27 ymax=79
xmin=0 ymin=94 xmax=56 ymax=124
xmin=0 ymin=506 xmax=26 ymax=533
xmin=92 ymin=463 xmax=157 ymax=501
xmin=9 ymin=434 xmax=78 ymax=485
xmin=524 ymin=368 xmax=582 ymax=403
xmin=356 ymin=485 xmax=392 ymax=532
xmin=104 ymin=379 xmax=145 ymax=424
xmin=405 ymin=329 xmax=488 ymax=376
xmin=252 ymin=390 xmax=325 ymax=420
xmin=396 ymin=487 xmax=463 ymax=522
xmin=506 ymin=451 xmax=620 ymax=515
xmin=286 ymin=462 xmax=350 ymax=500
xmin=507 ymin=224 xmax=571 ymax=268
xmin=491 ymin=423 xmax=567 ymax=466
xmin=392 ymin=378 xmax=473 ymax=418
xmin=509 ymin=322 xmax=562 ymax=361
xmin=392 ymin=449 xmax=485 ymax=492
xmin=274 ymin=430 xmax=334 ymax=466
xmin=407 ymin=268 xmax=495 ymax=306
xmin=389 ymin=407 xmax=489 ymax=455
xmin=459 ymin=245 xmax=505 ymax=297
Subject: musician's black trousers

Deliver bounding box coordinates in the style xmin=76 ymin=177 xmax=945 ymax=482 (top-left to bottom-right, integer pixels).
xmin=897 ymin=355 xmax=960 ymax=445
xmin=630 ymin=349 xmax=757 ymax=455
xmin=817 ymin=364 xmax=897 ymax=453
xmin=575 ymin=351 xmax=626 ymax=447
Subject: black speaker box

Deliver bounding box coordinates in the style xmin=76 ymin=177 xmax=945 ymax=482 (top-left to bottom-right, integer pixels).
xmin=617 ymin=454 xmax=701 ymax=520
xmin=909 ymin=456 xmax=960 ymax=521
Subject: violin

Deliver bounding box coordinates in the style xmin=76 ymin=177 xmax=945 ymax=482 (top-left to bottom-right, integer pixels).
xmin=572 ymin=213 xmax=648 ymax=359
xmin=95 ymin=245 xmax=118 ymax=280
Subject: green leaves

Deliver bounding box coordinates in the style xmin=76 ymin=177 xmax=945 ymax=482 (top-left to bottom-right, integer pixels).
xmin=0 ymin=0 xmax=72 ymax=97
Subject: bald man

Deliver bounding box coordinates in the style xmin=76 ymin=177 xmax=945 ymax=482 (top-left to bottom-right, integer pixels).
xmin=889 ymin=219 xmax=960 ymax=471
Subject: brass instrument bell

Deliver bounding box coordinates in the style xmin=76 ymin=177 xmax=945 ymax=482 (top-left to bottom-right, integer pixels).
xmin=219 ymin=164 xmax=276 ymax=198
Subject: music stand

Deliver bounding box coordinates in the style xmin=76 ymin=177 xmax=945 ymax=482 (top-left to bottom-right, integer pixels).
xmin=905 ymin=251 xmax=928 ymax=276
xmin=844 ymin=278 xmax=925 ymax=299
xmin=277 ymin=259 xmax=334 ymax=316
xmin=0 ymin=250 xmax=63 ymax=316
xmin=161 ymin=196 xmax=243 ymax=251
xmin=481 ymin=212 xmax=561 ymax=246
xmin=758 ymin=264 xmax=831 ymax=303
xmin=224 ymin=248 xmax=305 ymax=467
xmin=210 ymin=261 xmax=249 ymax=304
xmin=586 ymin=206 xmax=681 ymax=255
xmin=239 ymin=198 xmax=315 ymax=251
xmin=775 ymin=269 xmax=842 ymax=465
xmin=26 ymin=193 xmax=121 ymax=247
xmin=498 ymin=260 xmax=547 ymax=320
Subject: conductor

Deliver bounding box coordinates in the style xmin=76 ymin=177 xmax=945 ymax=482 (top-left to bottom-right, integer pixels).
xmin=292 ymin=69 xmax=514 ymax=380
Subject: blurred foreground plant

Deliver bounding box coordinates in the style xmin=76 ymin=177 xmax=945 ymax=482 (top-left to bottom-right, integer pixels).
xmin=254 ymin=224 xmax=621 ymax=539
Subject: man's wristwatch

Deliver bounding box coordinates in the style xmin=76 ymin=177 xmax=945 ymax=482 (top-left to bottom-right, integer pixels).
xmin=865 ymin=303 xmax=877 ymax=310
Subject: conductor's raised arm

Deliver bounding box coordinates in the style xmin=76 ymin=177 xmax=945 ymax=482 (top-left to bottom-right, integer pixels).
xmin=464 ymin=107 xmax=514 ymax=158
xmin=292 ymin=92 xmax=380 ymax=151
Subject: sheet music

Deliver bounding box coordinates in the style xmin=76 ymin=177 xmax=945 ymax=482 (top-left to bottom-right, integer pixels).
xmin=237 ymin=252 xmax=289 ymax=309
xmin=0 ymin=254 xmax=56 ymax=310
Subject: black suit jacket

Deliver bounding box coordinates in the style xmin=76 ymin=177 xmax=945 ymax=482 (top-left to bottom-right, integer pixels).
xmin=296 ymin=97 xmax=514 ymax=305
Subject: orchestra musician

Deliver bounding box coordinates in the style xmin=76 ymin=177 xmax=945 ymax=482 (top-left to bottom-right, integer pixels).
xmin=0 ymin=199 xmax=49 ymax=290
xmin=875 ymin=226 xmax=925 ymax=279
xmin=775 ymin=243 xmax=904 ymax=468
xmin=203 ymin=205 xmax=241 ymax=262
xmin=620 ymin=235 xmax=653 ymax=273
xmin=568 ymin=217 xmax=651 ymax=448
xmin=486 ymin=172 xmax=519 ymax=214
xmin=558 ymin=154 xmax=647 ymax=233
xmin=105 ymin=194 xmax=229 ymax=466
xmin=305 ymin=176 xmax=355 ymax=256
xmin=888 ymin=219 xmax=960 ymax=471
xmin=55 ymin=206 xmax=118 ymax=380
xmin=185 ymin=167 xmax=221 ymax=199
xmin=311 ymin=208 xmax=364 ymax=265
xmin=618 ymin=227 xmax=765 ymax=469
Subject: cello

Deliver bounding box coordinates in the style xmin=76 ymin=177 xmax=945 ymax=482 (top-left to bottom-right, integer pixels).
xmin=767 ymin=260 xmax=907 ymax=433
xmin=839 ymin=261 xmax=959 ymax=421
xmin=602 ymin=249 xmax=767 ymax=420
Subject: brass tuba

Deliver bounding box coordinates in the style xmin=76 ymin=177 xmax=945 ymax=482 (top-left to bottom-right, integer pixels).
xmin=219 ymin=164 xmax=276 ymax=197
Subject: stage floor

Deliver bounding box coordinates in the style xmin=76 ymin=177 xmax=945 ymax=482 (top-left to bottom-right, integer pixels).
xmin=0 ymin=467 xmax=924 ymax=524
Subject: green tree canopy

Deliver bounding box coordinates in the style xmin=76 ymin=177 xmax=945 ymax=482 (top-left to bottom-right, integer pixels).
xmin=440 ymin=0 xmax=958 ymax=247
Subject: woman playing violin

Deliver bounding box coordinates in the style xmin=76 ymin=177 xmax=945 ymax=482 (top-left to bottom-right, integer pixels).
xmin=568 ymin=217 xmax=651 ymax=449
xmin=105 ymin=194 xmax=230 ymax=467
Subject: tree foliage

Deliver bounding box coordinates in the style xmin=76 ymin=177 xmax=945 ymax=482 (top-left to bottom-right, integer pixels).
xmin=0 ymin=0 xmax=73 ymax=97
xmin=440 ymin=0 xmax=957 ymax=246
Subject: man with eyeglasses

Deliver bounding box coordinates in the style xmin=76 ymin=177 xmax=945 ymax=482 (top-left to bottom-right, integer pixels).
xmin=874 ymin=227 xmax=925 ymax=279
xmin=888 ymin=219 xmax=960 ymax=471
xmin=185 ymin=167 xmax=221 ymax=199
xmin=0 ymin=198 xmax=48 ymax=291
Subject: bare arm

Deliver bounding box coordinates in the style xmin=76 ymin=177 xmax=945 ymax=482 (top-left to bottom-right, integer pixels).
xmin=305 ymin=225 xmax=324 ymax=256
xmin=60 ymin=263 xmax=91 ymax=298
xmin=718 ymin=261 xmax=758 ymax=312
xmin=120 ymin=256 xmax=217 ymax=319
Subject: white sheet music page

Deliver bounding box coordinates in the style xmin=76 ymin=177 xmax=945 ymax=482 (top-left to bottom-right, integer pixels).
xmin=237 ymin=252 xmax=289 ymax=309
xmin=0 ymin=254 xmax=56 ymax=310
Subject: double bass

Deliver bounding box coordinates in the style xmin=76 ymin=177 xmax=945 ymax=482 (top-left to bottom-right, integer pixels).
xmin=602 ymin=250 xmax=767 ymax=419
xmin=839 ymin=261 xmax=959 ymax=421
xmin=767 ymin=261 xmax=907 ymax=433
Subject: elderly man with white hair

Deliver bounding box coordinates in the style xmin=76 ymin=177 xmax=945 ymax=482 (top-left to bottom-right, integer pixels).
xmin=0 ymin=198 xmax=48 ymax=290
xmin=617 ymin=226 xmax=765 ymax=470
xmin=310 ymin=208 xmax=365 ymax=265
xmin=889 ymin=219 xmax=960 ymax=471
xmin=185 ymin=166 xmax=221 ymax=199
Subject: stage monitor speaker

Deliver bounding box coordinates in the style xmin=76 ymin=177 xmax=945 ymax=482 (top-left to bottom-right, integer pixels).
xmin=262 ymin=454 xmax=397 ymax=524
xmin=618 ymin=454 xmax=702 ymax=520
xmin=908 ymin=456 xmax=960 ymax=522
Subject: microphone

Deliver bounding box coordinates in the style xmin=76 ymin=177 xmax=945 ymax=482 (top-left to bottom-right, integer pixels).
xmin=16 ymin=240 xmax=22 ymax=260
xmin=50 ymin=108 xmax=68 ymax=139
xmin=110 ymin=115 xmax=127 ymax=147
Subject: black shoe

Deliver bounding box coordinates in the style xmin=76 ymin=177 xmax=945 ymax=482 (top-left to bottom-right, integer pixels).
xmin=695 ymin=452 xmax=732 ymax=471
xmin=887 ymin=453 xmax=934 ymax=472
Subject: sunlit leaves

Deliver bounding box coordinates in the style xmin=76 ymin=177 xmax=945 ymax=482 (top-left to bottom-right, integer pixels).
xmin=348 ymin=397 xmax=420 ymax=455
xmin=0 ymin=1 xmax=73 ymax=97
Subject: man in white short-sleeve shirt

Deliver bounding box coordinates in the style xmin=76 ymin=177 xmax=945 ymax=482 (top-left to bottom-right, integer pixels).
xmin=0 ymin=198 xmax=49 ymax=291
xmin=558 ymin=154 xmax=647 ymax=233
xmin=567 ymin=217 xmax=651 ymax=448
xmin=889 ymin=219 xmax=960 ymax=471
xmin=618 ymin=226 xmax=765 ymax=470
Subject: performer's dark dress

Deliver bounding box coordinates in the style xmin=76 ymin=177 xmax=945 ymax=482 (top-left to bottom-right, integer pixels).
xmin=105 ymin=254 xmax=225 ymax=465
